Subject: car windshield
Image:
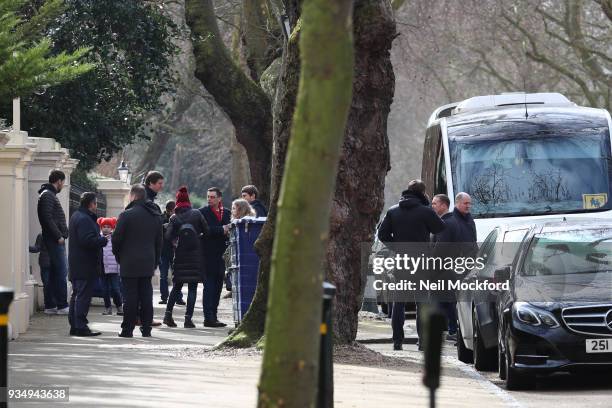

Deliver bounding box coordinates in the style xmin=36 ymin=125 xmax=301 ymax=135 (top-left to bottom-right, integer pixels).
xmin=522 ymin=229 xmax=612 ymax=276
xmin=448 ymin=116 xmax=611 ymax=218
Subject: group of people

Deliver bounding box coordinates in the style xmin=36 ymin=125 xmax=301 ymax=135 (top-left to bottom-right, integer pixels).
xmin=378 ymin=179 xmax=477 ymax=351
xmin=34 ymin=167 xmax=267 ymax=337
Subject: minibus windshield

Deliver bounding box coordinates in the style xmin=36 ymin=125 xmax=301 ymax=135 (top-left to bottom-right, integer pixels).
xmin=449 ymin=119 xmax=611 ymax=218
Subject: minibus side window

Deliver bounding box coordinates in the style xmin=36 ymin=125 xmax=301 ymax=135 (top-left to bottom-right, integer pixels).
xmin=435 ymin=144 xmax=447 ymax=195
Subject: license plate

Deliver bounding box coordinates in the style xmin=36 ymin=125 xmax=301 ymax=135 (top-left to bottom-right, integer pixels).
xmin=586 ymin=339 xmax=612 ymax=353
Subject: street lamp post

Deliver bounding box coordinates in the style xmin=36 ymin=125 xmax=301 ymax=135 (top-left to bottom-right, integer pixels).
xmin=117 ymin=160 xmax=130 ymax=183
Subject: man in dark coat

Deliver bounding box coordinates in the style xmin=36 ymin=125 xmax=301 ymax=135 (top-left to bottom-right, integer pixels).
xmin=198 ymin=187 xmax=231 ymax=327
xmin=241 ymin=184 xmax=267 ymax=217
xmin=113 ymin=184 xmax=163 ymax=337
xmin=142 ymin=170 xmax=166 ymax=324
xmin=431 ymin=193 xmax=460 ymax=340
xmin=163 ymin=186 xmax=209 ymax=328
xmin=378 ymin=180 xmax=445 ymax=350
xmin=37 ymin=170 xmax=70 ymax=314
xmin=434 ymin=192 xmax=478 ymax=259
xmin=68 ymin=192 xmax=108 ymax=336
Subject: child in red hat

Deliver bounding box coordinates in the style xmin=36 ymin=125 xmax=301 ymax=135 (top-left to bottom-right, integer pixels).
xmin=98 ymin=217 xmax=123 ymax=315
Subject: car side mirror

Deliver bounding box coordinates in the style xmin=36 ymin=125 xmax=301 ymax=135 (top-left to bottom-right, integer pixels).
xmin=494 ymin=265 xmax=511 ymax=281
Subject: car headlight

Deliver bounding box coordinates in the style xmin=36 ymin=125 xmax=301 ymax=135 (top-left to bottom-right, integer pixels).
xmin=513 ymin=302 xmax=560 ymax=328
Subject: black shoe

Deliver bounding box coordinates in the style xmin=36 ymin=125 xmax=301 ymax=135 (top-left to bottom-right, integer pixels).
xmin=158 ymin=299 xmax=167 ymax=304
xmin=184 ymin=318 xmax=195 ymax=328
xmin=140 ymin=327 xmax=152 ymax=337
xmin=393 ymin=342 xmax=403 ymax=351
xmin=69 ymin=328 xmax=76 ymax=336
xmin=176 ymin=299 xmax=186 ymax=306
xmin=73 ymin=328 xmax=101 ymax=337
xmin=204 ymin=320 xmax=227 ymax=328
xmin=118 ymin=331 xmax=133 ymax=338
xmin=163 ymin=314 xmax=177 ymax=327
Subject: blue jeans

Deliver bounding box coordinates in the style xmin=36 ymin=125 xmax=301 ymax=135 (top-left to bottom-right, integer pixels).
xmin=39 ymin=266 xmax=56 ymax=310
xmin=45 ymin=241 xmax=68 ymax=309
xmin=103 ymin=274 xmax=123 ymax=308
xmin=203 ymin=255 xmax=224 ymax=322
xmin=69 ymin=279 xmax=94 ymax=330
xmin=159 ymin=254 xmax=182 ymax=302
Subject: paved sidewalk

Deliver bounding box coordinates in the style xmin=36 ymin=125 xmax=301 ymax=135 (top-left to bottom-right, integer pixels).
xmin=8 ymin=291 xmax=510 ymax=407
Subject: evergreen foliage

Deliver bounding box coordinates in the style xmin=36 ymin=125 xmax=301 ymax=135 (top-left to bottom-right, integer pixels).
xmin=0 ymin=0 xmax=93 ymax=100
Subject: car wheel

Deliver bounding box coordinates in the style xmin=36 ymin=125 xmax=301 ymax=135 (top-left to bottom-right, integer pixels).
xmin=457 ymin=320 xmax=473 ymax=364
xmin=504 ymin=336 xmax=532 ymax=390
xmin=473 ymin=308 xmax=497 ymax=371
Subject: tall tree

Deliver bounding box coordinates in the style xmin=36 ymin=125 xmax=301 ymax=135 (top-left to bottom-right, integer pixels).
xmin=224 ymin=0 xmax=396 ymax=347
xmin=257 ymin=1 xmax=354 ymax=407
xmin=0 ymin=0 xmax=93 ymax=103
xmin=19 ymin=0 xmax=177 ymax=170
xmin=222 ymin=1 xmax=302 ymax=348
xmin=325 ymin=0 xmax=396 ymax=343
xmin=185 ymin=0 xmax=273 ymax=204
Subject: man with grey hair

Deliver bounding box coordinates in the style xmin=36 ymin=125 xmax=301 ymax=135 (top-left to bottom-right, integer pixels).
xmin=433 ymin=192 xmax=477 ymax=341
xmin=112 ymin=184 xmax=163 ymax=338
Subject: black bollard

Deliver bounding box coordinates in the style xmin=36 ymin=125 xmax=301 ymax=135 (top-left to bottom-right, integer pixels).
xmin=318 ymin=282 xmax=336 ymax=408
xmin=422 ymin=307 xmax=446 ymax=408
xmin=0 ymin=287 xmax=14 ymax=408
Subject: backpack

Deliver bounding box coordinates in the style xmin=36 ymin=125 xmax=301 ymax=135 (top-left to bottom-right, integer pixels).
xmin=175 ymin=213 xmax=200 ymax=252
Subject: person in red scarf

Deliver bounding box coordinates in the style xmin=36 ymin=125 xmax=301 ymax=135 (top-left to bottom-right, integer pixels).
xmin=198 ymin=187 xmax=231 ymax=327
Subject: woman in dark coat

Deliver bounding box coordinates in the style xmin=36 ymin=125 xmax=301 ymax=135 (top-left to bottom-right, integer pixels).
xmin=163 ymin=186 xmax=209 ymax=328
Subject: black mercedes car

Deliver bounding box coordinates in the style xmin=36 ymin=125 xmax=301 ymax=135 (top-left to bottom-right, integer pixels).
xmin=496 ymin=220 xmax=612 ymax=389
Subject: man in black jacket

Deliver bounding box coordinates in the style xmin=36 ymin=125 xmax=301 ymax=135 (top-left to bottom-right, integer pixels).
xmin=431 ymin=194 xmax=459 ymax=340
xmin=378 ymin=180 xmax=445 ymax=350
xmin=434 ymin=192 xmax=478 ymax=258
xmin=113 ymin=184 xmax=163 ymax=337
xmin=241 ymin=184 xmax=267 ymax=217
xmin=37 ymin=170 xmax=70 ymax=315
xmin=68 ymin=192 xmax=108 ymax=336
xmin=199 ymin=187 xmax=231 ymax=327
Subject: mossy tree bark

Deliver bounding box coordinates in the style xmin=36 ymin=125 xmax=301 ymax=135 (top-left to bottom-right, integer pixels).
xmin=326 ymin=0 xmax=396 ymax=343
xmin=185 ymin=0 xmax=273 ymax=204
xmin=224 ymin=0 xmax=397 ymax=348
xmin=221 ymin=7 xmax=302 ymax=349
xmin=257 ymin=1 xmax=354 ymax=407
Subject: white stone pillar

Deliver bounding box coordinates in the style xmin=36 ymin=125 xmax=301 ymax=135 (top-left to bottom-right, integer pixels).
xmin=0 ymin=131 xmax=34 ymax=338
xmin=27 ymin=137 xmax=67 ymax=310
xmin=95 ymin=177 xmax=131 ymax=218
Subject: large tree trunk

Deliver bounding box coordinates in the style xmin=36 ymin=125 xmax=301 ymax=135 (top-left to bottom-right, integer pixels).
xmin=223 ymin=0 xmax=397 ymax=348
xmin=222 ymin=6 xmax=302 ymax=348
xmin=185 ymin=0 xmax=273 ymax=204
xmin=326 ymin=0 xmax=396 ymax=343
xmin=257 ymin=0 xmax=354 ymax=406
